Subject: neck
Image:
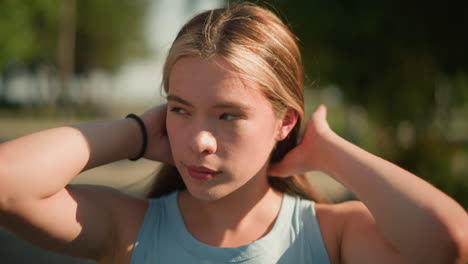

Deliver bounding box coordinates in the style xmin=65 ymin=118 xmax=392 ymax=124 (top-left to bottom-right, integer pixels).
xmin=178 ymin=167 xmax=283 ymax=247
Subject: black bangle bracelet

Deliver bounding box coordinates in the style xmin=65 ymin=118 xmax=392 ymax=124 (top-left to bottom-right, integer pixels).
xmin=126 ymin=113 xmax=148 ymax=161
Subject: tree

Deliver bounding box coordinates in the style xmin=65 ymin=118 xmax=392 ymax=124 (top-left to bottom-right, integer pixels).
xmin=0 ymin=0 xmax=150 ymax=107
xmin=264 ymin=0 xmax=468 ymax=207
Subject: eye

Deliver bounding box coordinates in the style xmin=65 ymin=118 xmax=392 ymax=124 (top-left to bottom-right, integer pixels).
xmin=219 ymin=113 xmax=241 ymax=121
xmin=170 ymin=107 xmax=189 ymax=115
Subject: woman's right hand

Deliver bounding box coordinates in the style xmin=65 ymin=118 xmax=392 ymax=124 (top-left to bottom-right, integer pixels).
xmin=140 ymin=104 xmax=173 ymax=164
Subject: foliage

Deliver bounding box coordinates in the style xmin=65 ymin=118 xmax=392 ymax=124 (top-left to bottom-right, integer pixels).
xmin=0 ymin=0 xmax=59 ymax=71
xmin=263 ymin=0 xmax=468 ymax=207
xmin=0 ymin=0 xmax=150 ymax=73
xmin=74 ymin=0 xmax=150 ymax=73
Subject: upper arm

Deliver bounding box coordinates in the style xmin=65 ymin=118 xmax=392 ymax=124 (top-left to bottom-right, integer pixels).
xmin=316 ymin=201 xmax=403 ymax=264
xmin=339 ymin=201 xmax=403 ymax=264
xmin=0 ymin=184 xmax=146 ymax=262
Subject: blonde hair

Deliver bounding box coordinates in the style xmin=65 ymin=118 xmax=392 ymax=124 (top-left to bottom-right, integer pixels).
xmin=147 ymin=3 xmax=322 ymax=202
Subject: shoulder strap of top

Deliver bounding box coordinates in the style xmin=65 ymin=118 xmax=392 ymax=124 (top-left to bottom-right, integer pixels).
xmin=130 ymin=196 xmax=166 ymax=263
xmin=296 ymin=197 xmax=331 ymax=264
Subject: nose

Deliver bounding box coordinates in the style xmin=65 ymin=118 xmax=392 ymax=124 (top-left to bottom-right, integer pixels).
xmin=191 ymin=130 xmax=217 ymax=155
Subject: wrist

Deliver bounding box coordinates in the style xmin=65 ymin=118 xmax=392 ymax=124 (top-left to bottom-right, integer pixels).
xmin=75 ymin=118 xmax=145 ymax=170
xmin=314 ymin=129 xmax=366 ymax=182
xmin=306 ymin=127 xmax=341 ymax=174
xmin=121 ymin=117 xmax=145 ymax=161
xmin=125 ymin=114 xmax=147 ymax=161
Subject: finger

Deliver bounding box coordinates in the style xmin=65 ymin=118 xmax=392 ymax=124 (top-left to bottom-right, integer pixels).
xmin=269 ymin=163 xmax=301 ymax=178
xmin=145 ymin=104 xmax=167 ymax=137
xmin=268 ymin=152 xmax=301 ymax=177
xmin=156 ymin=106 xmax=168 ymax=135
xmin=312 ymin=104 xmax=327 ymax=121
xmin=268 ymin=156 xmax=287 ymax=177
xmin=268 ymin=163 xmax=289 ymax=178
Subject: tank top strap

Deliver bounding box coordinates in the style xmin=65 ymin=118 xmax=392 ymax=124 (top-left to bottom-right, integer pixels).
xmin=293 ymin=196 xmax=331 ymax=264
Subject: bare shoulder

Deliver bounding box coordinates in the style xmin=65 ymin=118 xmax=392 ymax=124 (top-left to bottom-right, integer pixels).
xmin=315 ymin=200 xmax=373 ymax=226
xmin=315 ymin=201 xmax=402 ymax=264
xmin=67 ymin=184 xmax=149 ymax=263
xmin=0 ymin=183 xmax=148 ymax=264
xmin=314 ymin=201 xmax=351 ymax=264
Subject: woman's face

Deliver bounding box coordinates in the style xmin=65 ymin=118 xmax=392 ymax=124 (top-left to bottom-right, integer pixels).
xmin=166 ymin=56 xmax=283 ymax=201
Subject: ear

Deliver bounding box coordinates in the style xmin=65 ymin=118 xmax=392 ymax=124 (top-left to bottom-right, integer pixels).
xmin=276 ymin=108 xmax=299 ymax=141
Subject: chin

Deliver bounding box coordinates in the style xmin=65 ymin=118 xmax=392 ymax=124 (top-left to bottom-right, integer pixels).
xmin=185 ymin=185 xmax=228 ymax=201
xmin=183 ymin=180 xmax=236 ymax=201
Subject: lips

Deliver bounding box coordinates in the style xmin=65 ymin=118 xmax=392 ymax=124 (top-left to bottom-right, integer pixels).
xmin=187 ymin=165 xmax=220 ymax=180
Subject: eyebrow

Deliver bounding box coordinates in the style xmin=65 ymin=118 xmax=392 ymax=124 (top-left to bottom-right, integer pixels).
xmin=167 ymin=94 xmax=252 ymax=111
xmin=167 ymin=94 xmax=192 ymax=106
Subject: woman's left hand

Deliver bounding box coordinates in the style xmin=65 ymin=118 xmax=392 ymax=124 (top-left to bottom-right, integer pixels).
xmin=268 ymin=104 xmax=333 ymax=177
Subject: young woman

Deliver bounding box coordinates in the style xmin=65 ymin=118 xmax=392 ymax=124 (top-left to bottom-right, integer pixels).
xmin=0 ymin=3 xmax=467 ymax=264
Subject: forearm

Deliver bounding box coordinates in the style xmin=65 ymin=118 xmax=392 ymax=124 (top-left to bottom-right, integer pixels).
xmin=0 ymin=118 xmax=141 ymax=204
xmin=316 ymin=131 xmax=468 ymax=259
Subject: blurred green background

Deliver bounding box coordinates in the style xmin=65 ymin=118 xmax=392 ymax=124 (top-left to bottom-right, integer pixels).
xmin=0 ymin=0 xmax=467 ymax=263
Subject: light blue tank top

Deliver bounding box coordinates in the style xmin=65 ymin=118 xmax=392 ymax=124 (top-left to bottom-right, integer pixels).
xmin=131 ymin=192 xmax=330 ymax=263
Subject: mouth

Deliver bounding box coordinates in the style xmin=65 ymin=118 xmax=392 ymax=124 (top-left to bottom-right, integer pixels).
xmin=186 ymin=165 xmax=221 ymax=180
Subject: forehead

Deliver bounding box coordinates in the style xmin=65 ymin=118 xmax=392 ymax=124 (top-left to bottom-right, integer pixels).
xmin=168 ymin=56 xmax=266 ymax=105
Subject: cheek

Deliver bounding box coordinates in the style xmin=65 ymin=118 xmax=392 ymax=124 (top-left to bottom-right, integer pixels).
xmin=166 ymin=116 xmax=184 ymax=153
xmin=224 ymin=122 xmax=277 ymax=164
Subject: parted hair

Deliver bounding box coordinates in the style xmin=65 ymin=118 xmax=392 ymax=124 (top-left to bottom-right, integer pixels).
xmin=146 ymin=3 xmax=322 ymax=202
